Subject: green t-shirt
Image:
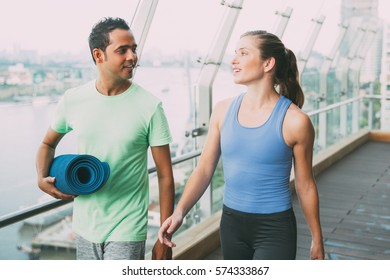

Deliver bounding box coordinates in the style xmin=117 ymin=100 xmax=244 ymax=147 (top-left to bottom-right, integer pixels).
xmin=52 ymin=80 xmax=172 ymax=242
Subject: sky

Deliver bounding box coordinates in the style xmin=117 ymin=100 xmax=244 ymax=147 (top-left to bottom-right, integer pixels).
xmin=0 ymin=0 xmax=389 ymax=57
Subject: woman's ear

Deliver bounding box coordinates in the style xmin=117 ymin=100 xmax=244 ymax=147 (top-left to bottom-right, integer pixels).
xmin=264 ymin=57 xmax=276 ymax=73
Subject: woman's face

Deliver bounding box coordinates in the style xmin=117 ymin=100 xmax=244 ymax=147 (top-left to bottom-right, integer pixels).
xmin=231 ymin=36 xmax=265 ymax=85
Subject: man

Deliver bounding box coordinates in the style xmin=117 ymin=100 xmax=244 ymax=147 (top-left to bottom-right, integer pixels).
xmin=36 ymin=17 xmax=174 ymax=260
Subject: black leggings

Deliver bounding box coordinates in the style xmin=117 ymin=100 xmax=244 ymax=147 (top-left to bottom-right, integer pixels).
xmin=220 ymin=205 xmax=297 ymax=260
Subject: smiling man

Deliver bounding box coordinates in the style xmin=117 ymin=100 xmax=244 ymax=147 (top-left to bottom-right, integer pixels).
xmin=36 ymin=17 xmax=175 ymax=260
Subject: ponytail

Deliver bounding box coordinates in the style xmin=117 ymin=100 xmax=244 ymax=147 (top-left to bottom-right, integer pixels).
xmin=277 ymin=48 xmax=304 ymax=108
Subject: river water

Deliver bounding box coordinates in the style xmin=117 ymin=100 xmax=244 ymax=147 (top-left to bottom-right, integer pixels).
xmin=0 ymin=101 xmax=75 ymax=259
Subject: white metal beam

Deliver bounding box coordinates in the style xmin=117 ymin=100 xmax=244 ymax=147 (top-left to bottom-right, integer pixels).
xmin=273 ymin=6 xmax=293 ymax=39
xmin=130 ymin=0 xmax=159 ymax=65
xmin=297 ymin=15 xmax=326 ymax=78
xmin=194 ymin=0 xmax=244 ymax=219
xmin=317 ymin=23 xmax=348 ymax=150
xmin=193 ymin=0 xmax=244 ymax=148
xmin=319 ymin=22 xmax=349 ymax=99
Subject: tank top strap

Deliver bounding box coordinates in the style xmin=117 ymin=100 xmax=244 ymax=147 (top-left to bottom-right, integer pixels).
xmin=222 ymin=93 xmax=245 ymax=129
xmin=232 ymin=92 xmax=245 ymax=115
xmin=274 ymin=95 xmax=292 ymax=131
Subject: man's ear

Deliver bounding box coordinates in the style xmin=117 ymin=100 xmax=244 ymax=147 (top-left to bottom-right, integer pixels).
xmin=93 ymin=48 xmax=104 ymax=63
xmin=264 ymin=57 xmax=276 ymax=73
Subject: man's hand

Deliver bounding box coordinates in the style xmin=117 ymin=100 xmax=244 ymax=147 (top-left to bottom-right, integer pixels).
xmin=152 ymin=239 xmax=173 ymax=260
xmin=37 ymin=176 xmax=75 ymax=200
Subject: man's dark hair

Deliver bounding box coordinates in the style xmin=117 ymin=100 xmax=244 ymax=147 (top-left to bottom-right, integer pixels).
xmin=88 ymin=17 xmax=130 ymax=63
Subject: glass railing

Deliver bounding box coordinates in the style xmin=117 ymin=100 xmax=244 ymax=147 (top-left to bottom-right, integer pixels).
xmin=0 ymin=94 xmax=385 ymax=260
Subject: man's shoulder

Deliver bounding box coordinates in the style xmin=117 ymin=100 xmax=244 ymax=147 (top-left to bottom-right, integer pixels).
xmin=64 ymin=80 xmax=95 ymax=97
xmin=132 ymin=82 xmax=162 ymax=104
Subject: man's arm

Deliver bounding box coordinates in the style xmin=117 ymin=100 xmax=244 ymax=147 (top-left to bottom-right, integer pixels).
xmin=36 ymin=127 xmax=74 ymax=200
xmin=150 ymin=144 xmax=175 ymax=260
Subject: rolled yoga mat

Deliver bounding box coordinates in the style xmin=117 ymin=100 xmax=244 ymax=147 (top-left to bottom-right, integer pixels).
xmin=49 ymin=154 xmax=110 ymax=195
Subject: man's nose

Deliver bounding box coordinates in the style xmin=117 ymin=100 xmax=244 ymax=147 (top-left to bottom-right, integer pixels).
xmin=127 ymin=50 xmax=137 ymax=61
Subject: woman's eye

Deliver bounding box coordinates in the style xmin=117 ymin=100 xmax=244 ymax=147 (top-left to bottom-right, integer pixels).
xmin=234 ymin=50 xmax=247 ymax=56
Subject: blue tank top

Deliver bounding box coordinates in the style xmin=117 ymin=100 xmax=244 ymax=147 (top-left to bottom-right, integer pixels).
xmin=221 ymin=93 xmax=293 ymax=214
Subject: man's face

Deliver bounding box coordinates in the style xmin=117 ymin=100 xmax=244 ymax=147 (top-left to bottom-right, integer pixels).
xmin=98 ymin=29 xmax=138 ymax=81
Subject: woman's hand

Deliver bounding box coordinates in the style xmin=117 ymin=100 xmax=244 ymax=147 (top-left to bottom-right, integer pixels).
xmin=158 ymin=211 xmax=185 ymax=247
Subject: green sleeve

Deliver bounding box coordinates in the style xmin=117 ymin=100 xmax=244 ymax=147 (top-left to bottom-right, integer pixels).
xmin=51 ymin=94 xmax=72 ymax=134
xmin=148 ymin=102 xmax=172 ymax=146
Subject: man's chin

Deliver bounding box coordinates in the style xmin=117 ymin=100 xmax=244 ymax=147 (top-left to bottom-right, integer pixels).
xmin=123 ymin=72 xmax=134 ymax=80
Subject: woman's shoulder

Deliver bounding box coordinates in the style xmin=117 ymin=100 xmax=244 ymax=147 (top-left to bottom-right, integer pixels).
xmin=285 ymin=103 xmax=311 ymax=126
xmin=214 ymin=96 xmax=234 ymax=110
xmin=284 ymin=104 xmax=314 ymax=145
xmin=284 ymin=103 xmax=313 ymax=134
xmin=214 ymin=93 xmax=244 ymax=111
xmin=210 ymin=95 xmax=238 ymax=128
xmin=213 ymin=96 xmax=237 ymax=118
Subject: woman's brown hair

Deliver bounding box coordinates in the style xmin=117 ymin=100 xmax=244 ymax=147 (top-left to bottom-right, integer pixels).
xmin=241 ymin=30 xmax=304 ymax=108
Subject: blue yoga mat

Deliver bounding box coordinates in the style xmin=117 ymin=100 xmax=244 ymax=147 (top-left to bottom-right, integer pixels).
xmin=49 ymin=154 xmax=110 ymax=195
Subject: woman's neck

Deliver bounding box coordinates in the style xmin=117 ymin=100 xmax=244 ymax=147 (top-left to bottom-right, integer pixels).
xmin=245 ymin=82 xmax=279 ymax=109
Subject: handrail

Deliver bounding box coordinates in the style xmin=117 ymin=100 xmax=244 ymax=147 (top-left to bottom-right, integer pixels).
xmin=0 ymin=149 xmax=202 ymax=229
xmin=307 ymin=96 xmax=362 ymax=117
xmin=365 ymin=94 xmax=390 ymax=100
xmin=306 ymin=93 xmax=389 ymax=118
xmin=0 ymin=199 xmax=70 ymax=228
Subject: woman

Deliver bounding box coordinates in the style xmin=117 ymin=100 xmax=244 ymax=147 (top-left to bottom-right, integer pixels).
xmin=158 ymin=30 xmax=324 ymax=260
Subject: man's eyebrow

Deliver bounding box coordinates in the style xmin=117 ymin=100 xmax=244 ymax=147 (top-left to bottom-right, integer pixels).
xmin=115 ymin=44 xmax=138 ymax=50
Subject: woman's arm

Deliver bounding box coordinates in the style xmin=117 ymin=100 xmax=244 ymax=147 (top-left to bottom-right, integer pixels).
xmin=158 ymin=99 xmax=230 ymax=247
xmin=285 ymin=108 xmax=324 ymax=260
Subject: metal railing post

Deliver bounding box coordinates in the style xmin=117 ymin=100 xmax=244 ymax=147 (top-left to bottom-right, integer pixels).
xmin=192 ymin=0 xmax=244 ymax=219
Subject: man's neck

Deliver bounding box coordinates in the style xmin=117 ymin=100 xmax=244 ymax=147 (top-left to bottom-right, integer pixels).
xmin=95 ymin=78 xmax=132 ymax=96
